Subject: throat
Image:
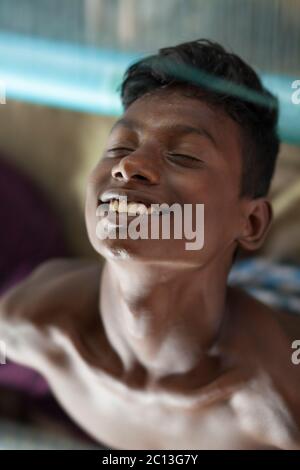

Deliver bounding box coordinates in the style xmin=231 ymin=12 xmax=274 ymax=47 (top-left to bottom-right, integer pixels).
xmin=100 ymin=259 xmax=229 ymax=381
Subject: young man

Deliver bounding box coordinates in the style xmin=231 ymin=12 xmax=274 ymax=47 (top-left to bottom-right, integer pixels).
xmin=1 ymin=39 xmax=300 ymax=450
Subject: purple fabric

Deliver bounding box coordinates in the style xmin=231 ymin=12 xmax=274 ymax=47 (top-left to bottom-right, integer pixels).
xmin=0 ymin=157 xmax=69 ymax=397
xmin=0 ymin=362 xmax=50 ymax=397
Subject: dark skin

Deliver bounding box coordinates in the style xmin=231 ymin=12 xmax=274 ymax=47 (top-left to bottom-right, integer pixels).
xmin=1 ymin=88 xmax=300 ymax=449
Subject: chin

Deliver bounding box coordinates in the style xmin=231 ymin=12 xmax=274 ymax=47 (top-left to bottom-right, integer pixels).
xmin=91 ymin=236 xmax=206 ymax=268
xmin=96 ymin=237 xmax=141 ymax=260
xmin=91 ymin=235 xmax=156 ymax=261
xmin=85 ymin=210 xmax=207 ymax=265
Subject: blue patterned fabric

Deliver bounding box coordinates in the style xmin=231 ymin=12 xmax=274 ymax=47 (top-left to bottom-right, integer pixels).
xmin=229 ymin=258 xmax=300 ymax=314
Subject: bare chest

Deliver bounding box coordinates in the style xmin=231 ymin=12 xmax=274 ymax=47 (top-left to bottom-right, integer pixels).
xmin=47 ymin=357 xmax=270 ymax=450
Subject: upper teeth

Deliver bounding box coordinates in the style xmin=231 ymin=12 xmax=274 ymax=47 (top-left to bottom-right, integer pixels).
xmin=97 ymin=199 xmax=158 ymax=216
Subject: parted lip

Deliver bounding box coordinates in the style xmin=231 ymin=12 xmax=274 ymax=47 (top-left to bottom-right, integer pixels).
xmin=98 ymin=188 xmax=168 ymax=207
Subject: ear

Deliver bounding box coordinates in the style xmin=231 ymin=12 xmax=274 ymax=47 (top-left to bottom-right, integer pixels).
xmin=237 ymin=198 xmax=273 ymax=252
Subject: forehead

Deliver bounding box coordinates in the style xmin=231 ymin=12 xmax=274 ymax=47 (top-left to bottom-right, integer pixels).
xmin=112 ymin=90 xmax=242 ymax=156
xmin=124 ymin=89 xmax=222 ymax=129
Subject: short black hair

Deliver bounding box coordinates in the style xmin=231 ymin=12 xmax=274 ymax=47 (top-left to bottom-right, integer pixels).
xmin=120 ymin=39 xmax=280 ymax=198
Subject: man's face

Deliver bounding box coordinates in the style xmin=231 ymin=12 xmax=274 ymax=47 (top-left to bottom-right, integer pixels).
xmin=85 ymin=88 xmax=245 ymax=267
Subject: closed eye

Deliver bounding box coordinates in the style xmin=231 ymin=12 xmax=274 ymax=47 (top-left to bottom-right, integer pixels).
xmin=106 ymin=147 xmax=134 ymax=156
xmin=167 ymin=152 xmax=204 ymax=167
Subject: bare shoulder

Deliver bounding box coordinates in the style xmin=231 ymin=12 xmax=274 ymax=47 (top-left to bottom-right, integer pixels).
xmin=0 ymin=257 xmax=103 ymax=363
xmin=226 ymin=287 xmax=300 ymax=448
xmin=227 ymin=286 xmax=300 ymax=369
xmin=229 ymin=285 xmax=300 ymax=342
xmin=0 ymin=257 xmax=102 ymax=321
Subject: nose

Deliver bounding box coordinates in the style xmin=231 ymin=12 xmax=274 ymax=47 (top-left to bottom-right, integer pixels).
xmin=111 ymin=150 xmax=160 ymax=184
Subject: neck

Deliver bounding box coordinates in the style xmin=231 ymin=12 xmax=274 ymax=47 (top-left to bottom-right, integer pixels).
xmin=100 ymin=257 xmax=231 ymax=381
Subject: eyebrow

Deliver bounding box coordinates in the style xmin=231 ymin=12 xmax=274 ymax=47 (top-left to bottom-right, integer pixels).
xmin=110 ymin=118 xmax=217 ymax=147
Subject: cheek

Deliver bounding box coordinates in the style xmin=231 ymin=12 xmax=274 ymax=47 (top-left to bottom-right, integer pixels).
xmin=87 ymin=159 xmax=111 ymax=188
xmin=203 ymin=191 xmax=241 ymax=251
xmin=167 ymin=172 xmax=206 ymax=205
xmin=183 ymin=174 xmax=240 ymax=248
xmin=168 ymin=175 xmax=221 ymax=209
xmin=85 ymin=163 xmax=110 ymax=246
xmin=84 ymin=186 xmax=97 ymax=241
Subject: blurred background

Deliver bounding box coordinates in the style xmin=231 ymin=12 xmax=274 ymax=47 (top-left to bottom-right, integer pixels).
xmin=0 ymin=0 xmax=299 ymax=449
